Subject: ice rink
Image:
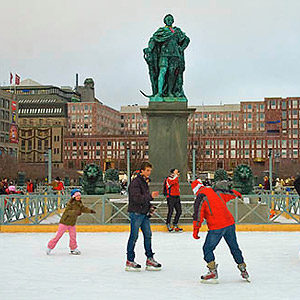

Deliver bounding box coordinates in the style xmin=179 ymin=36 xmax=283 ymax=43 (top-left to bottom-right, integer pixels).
xmin=0 ymin=231 xmax=299 ymax=300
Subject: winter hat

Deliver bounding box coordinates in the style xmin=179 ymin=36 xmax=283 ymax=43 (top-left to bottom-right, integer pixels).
xmin=8 ymin=185 xmax=16 ymax=192
xmin=191 ymin=179 xmax=204 ymax=195
xmin=71 ymin=188 xmax=81 ymax=198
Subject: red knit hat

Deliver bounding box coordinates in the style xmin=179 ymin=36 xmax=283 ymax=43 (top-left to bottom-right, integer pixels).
xmin=191 ymin=179 xmax=204 ymax=195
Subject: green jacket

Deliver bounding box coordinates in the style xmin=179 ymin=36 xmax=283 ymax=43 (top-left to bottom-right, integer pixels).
xmin=60 ymin=198 xmax=93 ymax=226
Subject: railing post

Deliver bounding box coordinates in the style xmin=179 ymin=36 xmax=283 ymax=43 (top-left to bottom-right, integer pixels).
xmin=34 ymin=197 xmax=39 ymax=224
xmin=0 ymin=196 xmax=4 ymax=225
xmin=102 ymin=196 xmax=106 ymax=224
xmin=234 ymin=196 xmax=238 ymax=224
xmin=57 ymin=191 xmax=62 ymax=214
xmin=25 ymin=194 xmax=30 ymax=224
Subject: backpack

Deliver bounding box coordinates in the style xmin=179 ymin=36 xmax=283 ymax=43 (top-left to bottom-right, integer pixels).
xmin=163 ymin=177 xmax=170 ymax=196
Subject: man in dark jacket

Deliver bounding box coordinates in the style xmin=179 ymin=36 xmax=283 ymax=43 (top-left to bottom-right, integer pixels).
xmin=126 ymin=162 xmax=162 ymax=272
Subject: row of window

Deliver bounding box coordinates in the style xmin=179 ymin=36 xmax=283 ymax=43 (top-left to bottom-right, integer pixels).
xmin=0 ymin=98 xmax=10 ymax=109
xmin=19 ymin=108 xmax=63 ymax=114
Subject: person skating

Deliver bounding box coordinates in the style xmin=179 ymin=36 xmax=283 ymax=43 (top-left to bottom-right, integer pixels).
xmin=164 ymin=169 xmax=183 ymax=232
xmin=191 ymin=179 xmax=249 ymax=283
xmin=126 ymin=162 xmax=162 ymax=272
xmin=46 ymin=189 xmax=96 ymax=255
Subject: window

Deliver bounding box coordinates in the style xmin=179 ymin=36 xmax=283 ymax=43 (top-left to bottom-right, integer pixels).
xmin=96 ymin=142 xmax=101 ymax=147
xmin=282 ymin=111 xmax=287 ymax=119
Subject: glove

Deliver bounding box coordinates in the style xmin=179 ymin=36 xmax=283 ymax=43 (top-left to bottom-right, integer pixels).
xmin=147 ymin=206 xmax=157 ymax=218
xmin=91 ymin=210 xmax=96 ymax=214
xmin=233 ymin=190 xmax=242 ymax=198
xmin=193 ymin=220 xmax=200 ymax=240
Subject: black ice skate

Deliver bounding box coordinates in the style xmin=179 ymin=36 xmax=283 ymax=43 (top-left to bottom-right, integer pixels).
xmin=166 ymin=224 xmax=174 ymax=232
xmin=146 ymin=257 xmax=162 ymax=271
xmin=174 ymin=224 xmax=183 ymax=232
xmin=125 ymin=260 xmax=141 ymax=272
xmin=237 ymin=263 xmax=250 ymax=282
xmin=201 ymin=261 xmax=218 ymax=284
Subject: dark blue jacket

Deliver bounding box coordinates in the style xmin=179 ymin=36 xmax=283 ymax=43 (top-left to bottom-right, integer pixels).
xmin=128 ymin=174 xmax=152 ymax=214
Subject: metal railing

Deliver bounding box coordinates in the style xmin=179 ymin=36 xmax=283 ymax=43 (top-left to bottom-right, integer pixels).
xmin=0 ymin=193 xmax=69 ymax=225
xmin=1 ymin=193 xmax=299 ymax=225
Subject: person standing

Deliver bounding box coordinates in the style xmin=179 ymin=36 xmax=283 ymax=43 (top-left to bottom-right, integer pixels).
xmin=26 ymin=179 xmax=34 ymax=193
xmin=191 ymin=178 xmax=249 ymax=283
xmin=126 ymin=162 xmax=162 ymax=272
xmin=52 ymin=177 xmax=65 ymax=194
xmin=165 ymin=169 xmax=183 ymax=232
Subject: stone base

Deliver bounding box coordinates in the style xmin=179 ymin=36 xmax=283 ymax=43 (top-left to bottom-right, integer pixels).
xmin=141 ymin=102 xmax=195 ymax=184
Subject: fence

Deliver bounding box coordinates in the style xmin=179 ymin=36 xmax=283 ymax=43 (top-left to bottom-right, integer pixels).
xmin=1 ymin=192 xmax=299 ymax=225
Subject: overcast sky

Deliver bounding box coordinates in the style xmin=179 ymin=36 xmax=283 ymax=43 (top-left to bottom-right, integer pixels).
xmin=1 ymin=0 xmax=300 ymax=110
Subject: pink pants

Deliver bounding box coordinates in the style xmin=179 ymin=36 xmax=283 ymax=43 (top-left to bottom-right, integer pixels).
xmin=47 ymin=223 xmax=78 ymax=250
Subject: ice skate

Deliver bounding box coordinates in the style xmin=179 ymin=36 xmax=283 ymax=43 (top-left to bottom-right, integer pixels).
xmin=125 ymin=260 xmax=141 ymax=272
xmin=166 ymin=224 xmax=174 ymax=232
xmin=46 ymin=248 xmax=52 ymax=255
xmin=70 ymin=248 xmax=81 ymax=255
xmin=237 ymin=263 xmax=250 ymax=282
xmin=174 ymin=224 xmax=183 ymax=232
xmin=201 ymin=261 xmax=218 ymax=284
xmin=146 ymin=257 xmax=162 ymax=271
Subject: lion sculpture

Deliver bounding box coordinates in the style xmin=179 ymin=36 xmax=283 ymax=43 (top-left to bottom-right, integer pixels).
xmin=233 ymin=164 xmax=254 ymax=195
xmin=213 ymin=169 xmax=232 ymax=190
xmin=82 ymin=163 xmax=106 ymax=195
xmin=104 ymin=168 xmax=121 ymax=194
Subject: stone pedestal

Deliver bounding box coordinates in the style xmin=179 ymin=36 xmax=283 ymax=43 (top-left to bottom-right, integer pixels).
xmin=141 ymin=102 xmax=195 ymax=193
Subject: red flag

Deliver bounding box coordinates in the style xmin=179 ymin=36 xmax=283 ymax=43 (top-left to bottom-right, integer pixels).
xmin=10 ymin=72 xmax=13 ymax=85
xmin=15 ymin=74 xmax=20 ymax=85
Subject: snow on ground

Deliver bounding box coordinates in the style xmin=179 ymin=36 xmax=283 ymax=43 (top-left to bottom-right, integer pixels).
xmin=0 ymin=231 xmax=299 ymax=300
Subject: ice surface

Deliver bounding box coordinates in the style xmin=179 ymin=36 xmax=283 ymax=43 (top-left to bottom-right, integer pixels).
xmin=0 ymin=231 xmax=299 ymax=300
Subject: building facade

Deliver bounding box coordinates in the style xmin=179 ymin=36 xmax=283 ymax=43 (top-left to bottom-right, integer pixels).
xmin=1 ymin=79 xmax=79 ymax=168
xmin=0 ymin=90 xmax=18 ymax=157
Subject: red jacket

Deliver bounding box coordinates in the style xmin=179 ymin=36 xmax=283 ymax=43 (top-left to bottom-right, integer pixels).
xmin=53 ymin=181 xmax=64 ymax=191
xmin=193 ymin=186 xmax=241 ymax=230
xmin=27 ymin=182 xmax=34 ymax=193
xmin=166 ymin=175 xmax=180 ymax=197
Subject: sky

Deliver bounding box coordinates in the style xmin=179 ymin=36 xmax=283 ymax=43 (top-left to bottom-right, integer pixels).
xmin=1 ymin=0 xmax=300 ymax=110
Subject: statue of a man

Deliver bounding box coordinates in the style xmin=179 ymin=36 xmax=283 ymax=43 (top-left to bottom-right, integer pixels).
xmin=143 ymin=14 xmax=190 ymax=100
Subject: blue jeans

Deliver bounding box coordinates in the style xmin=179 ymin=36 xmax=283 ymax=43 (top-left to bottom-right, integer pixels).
xmin=126 ymin=212 xmax=154 ymax=262
xmin=203 ymin=224 xmax=244 ymax=264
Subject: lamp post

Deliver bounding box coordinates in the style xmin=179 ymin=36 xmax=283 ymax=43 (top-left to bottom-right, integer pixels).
xmin=127 ymin=147 xmax=131 ymax=190
xmin=268 ymin=149 xmax=273 ymax=191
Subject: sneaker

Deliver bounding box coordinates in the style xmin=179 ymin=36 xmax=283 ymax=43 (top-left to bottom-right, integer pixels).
xmin=125 ymin=260 xmax=141 ymax=272
xmin=174 ymin=225 xmax=183 ymax=232
xmin=146 ymin=257 xmax=162 ymax=271
xmin=237 ymin=263 xmax=250 ymax=281
xmin=166 ymin=224 xmax=174 ymax=232
xmin=46 ymin=248 xmax=52 ymax=255
xmin=70 ymin=248 xmax=81 ymax=255
xmin=201 ymin=261 xmax=218 ymax=284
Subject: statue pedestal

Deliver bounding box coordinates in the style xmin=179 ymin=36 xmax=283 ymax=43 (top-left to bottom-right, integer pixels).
xmin=141 ymin=102 xmax=195 ymax=194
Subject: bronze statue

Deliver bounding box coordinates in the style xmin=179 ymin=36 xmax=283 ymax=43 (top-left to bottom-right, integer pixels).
xmin=142 ymin=14 xmax=190 ymax=101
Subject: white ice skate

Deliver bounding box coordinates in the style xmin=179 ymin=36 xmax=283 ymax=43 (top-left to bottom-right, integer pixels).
xmin=125 ymin=260 xmax=142 ymax=272
xmin=201 ymin=262 xmax=219 ymax=284
xmin=145 ymin=257 xmax=162 ymax=271
xmin=70 ymin=248 xmax=81 ymax=255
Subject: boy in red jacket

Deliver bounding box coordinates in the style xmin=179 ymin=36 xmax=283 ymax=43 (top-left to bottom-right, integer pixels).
xmin=191 ymin=179 xmax=249 ymax=283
